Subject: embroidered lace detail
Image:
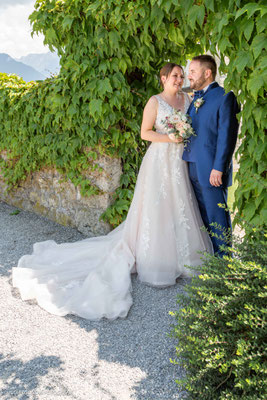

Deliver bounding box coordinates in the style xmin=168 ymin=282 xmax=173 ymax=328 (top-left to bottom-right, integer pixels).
xmin=154 ymin=93 xmax=191 ymax=134
xmin=140 ymin=216 xmax=150 ymax=258
xmin=177 ymin=198 xmax=190 ymax=230
xmin=177 ymin=242 xmax=190 ymax=260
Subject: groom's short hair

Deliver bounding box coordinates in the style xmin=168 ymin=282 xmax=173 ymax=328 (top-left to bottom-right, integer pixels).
xmin=192 ymin=55 xmax=217 ymax=79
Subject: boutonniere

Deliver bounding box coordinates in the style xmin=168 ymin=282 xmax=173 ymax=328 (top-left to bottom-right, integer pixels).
xmin=194 ymin=97 xmax=205 ymax=113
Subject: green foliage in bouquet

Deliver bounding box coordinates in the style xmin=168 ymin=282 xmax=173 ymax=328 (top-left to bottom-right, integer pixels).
xmin=0 ymin=0 xmax=266 ymax=229
xmin=170 ymin=227 xmax=267 ymax=399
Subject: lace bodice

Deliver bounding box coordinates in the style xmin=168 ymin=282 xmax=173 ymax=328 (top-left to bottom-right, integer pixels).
xmin=154 ymin=92 xmax=191 ymax=135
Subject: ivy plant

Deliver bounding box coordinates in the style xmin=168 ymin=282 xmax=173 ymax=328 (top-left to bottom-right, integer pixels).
xmin=0 ymin=0 xmax=266 ymax=230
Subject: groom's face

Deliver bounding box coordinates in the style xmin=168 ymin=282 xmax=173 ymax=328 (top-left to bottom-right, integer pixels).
xmin=188 ymin=61 xmax=207 ymax=90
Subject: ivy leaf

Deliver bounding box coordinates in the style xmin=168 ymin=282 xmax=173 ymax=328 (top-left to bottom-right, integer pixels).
xmin=51 ymin=94 xmax=64 ymax=108
xmin=255 ymin=191 xmax=264 ymax=207
xmin=260 ymin=207 xmax=267 ymax=222
xmin=244 ymin=19 xmax=254 ymax=41
xmin=62 ymin=16 xmax=74 ymax=31
xmin=218 ymin=14 xmax=229 ymax=34
xmin=109 ymin=31 xmax=120 ymax=50
xmin=64 ymin=59 xmax=80 ymax=72
xmin=85 ymin=1 xmax=101 ymax=15
xmin=161 ymin=0 xmax=174 ymax=13
xmin=260 ymin=5 xmax=267 ymax=17
xmin=67 ymin=104 xmax=77 ymax=119
xmin=110 ymin=92 xmax=122 ymax=111
xmin=119 ymin=59 xmax=127 ymax=74
xmin=114 ymin=198 xmax=129 ymax=213
xmin=251 ymin=33 xmax=266 ymax=59
xmin=99 ymin=60 xmax=109 ymax=74
xmin=188 ymin=5 xmax=205 ymax=29
xmin=168 ymin=24 xmax=185 ymax=45
xmin=235 ymin=3 xmax=260 ymax=20
xmin=204 ymin=0 xmax=215 ymax=12
xmin=235 ymin=51 xmax=253 ymax=73
xmin=243 ymin=201 xmax=256 ymax=222
xmin=89 ymin=99 xmax=103 ymax=120
xmin=180 ymin=0 xmax=194 ymax=14
xmin=150 ymin=4 xmax=164 ymax=28
xmin=252 ymin=107 xmax=264 ymax=128
xmin=97 ymin=78 xmax=113 ymax=96
xmin=110 ymin=73 xmax=123 ymax=90
xmin=110 ymin=127 xmax=120 ymax=146
xmin=247 ymin=75 xmax=264 ymax=101
xmin=218 ymin=37 xmax=233 ymax=53
xmin=44 ymin=28 xmax=58 ymax=44
xmin=256 ymin=15 xmax=267 ymax=34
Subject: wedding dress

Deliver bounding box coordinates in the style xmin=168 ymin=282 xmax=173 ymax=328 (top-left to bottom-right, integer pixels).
xmin=12 ymin=93 xmax=213 ymax=320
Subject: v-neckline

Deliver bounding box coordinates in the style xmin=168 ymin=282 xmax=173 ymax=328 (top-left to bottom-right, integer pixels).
xmin=157 ymin=93 xmax=185 ymax=113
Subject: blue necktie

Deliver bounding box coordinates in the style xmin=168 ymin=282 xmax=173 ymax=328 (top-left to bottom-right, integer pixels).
xmin=194 ymin=89 xmax=204 ymax=99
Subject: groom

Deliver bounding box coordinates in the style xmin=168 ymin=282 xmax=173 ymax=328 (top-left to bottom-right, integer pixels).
xmin=183 ymin=55 xmax=239 ymax=256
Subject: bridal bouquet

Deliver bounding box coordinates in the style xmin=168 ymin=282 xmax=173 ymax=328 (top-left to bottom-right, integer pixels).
xmin=162 ymin=111 xmax=195 ymax=146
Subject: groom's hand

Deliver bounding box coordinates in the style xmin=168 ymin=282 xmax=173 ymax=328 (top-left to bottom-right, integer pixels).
xmin=210 ymin=169 xmax=223 ymax=187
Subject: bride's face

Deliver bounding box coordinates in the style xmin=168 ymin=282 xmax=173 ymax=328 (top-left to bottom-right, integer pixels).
xmin=162 ymin=66 xmax=184 ymax=93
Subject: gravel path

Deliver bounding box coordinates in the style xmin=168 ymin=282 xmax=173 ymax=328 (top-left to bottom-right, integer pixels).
xmin=0 ymin=201 xmax=188 ymax=400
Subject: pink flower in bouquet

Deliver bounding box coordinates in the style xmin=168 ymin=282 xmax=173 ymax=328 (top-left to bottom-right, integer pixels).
xmin=161 ymin=110 xmax=196 ymax=146
xmin=175 ymin=122 xmax=184 ymax=131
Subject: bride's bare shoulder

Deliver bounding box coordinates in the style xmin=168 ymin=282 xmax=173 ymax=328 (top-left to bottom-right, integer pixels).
xmin=144 ymin=95 xmax=159 ymax=110
xmin=147 ymin=95 xmax=159 ymax=105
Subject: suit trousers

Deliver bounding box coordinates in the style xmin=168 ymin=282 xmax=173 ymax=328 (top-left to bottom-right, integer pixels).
xmin=188 ymin=162 xmax=232 ymax=256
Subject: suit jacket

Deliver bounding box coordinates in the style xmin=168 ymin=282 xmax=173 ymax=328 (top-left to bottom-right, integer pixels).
xmin=182 ymin=82 xmax=239 ymax=187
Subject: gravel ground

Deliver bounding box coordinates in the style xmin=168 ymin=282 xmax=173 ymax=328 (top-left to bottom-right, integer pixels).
xmin=0 ymin=201 xmax=188 ymax=400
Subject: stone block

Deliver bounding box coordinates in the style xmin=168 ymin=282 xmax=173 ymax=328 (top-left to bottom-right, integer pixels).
xmin=0 ymin=151 xmax=122 ymax=236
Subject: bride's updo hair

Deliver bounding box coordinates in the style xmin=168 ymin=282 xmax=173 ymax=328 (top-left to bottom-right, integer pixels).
xmin=159 ymin=63 xmax=184 ymax=88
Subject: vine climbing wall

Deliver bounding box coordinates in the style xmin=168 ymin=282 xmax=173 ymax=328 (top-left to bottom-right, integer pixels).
xmin=0 ymin=0 xmax=265 ymax=232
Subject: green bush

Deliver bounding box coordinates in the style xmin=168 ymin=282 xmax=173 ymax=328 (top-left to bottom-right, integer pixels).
xmin=170 ymin=227 xmax=267 ymax=399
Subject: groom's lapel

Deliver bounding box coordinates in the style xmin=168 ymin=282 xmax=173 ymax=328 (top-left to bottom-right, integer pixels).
xmin=203 ymin=81 xmax=219 ymax=97
xmin=188 ymin=82 xmax=219 ymax=114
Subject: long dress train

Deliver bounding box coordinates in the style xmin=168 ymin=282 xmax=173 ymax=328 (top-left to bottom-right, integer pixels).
xmin=12 ymin=93 xmax=213 ymax=320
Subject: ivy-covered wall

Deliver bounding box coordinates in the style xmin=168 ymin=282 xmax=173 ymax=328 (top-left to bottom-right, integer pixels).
xmin=0 ymin=0 xmax=266 ymax=230
xmin=0 ymin=149 xmax=121 ymax=235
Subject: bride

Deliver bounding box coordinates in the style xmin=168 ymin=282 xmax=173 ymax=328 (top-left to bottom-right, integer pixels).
xmin=12 ymin=63 xmax=213 ymax=320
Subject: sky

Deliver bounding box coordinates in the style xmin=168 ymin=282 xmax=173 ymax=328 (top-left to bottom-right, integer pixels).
xmin=0 ymin=0 xmax=48 ymax=58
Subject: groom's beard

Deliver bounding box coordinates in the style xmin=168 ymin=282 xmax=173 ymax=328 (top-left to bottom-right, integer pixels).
xmin=189 ymin=73 xmax=207 ymax=90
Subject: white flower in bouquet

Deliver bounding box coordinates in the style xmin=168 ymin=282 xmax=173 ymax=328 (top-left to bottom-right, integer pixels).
xmin=162 ymin=110 xmax=196 ymax=146
xmin=168 ymin=114 xmax=181 ymax=124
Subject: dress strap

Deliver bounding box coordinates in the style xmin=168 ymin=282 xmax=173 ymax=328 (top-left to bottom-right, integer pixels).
xmin=154 ymin=94 xmax=163 ymax=104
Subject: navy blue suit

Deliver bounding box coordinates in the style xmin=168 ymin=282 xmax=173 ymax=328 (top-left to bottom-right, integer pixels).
xmin=183 ymin=82 xmax=239 ymax=256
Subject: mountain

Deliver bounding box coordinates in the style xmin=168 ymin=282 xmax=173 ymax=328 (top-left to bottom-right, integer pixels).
xmin=17 ymin=52 xmax=60 ymax=78
xmin=0 ymin=53 xmax=45 ymax=82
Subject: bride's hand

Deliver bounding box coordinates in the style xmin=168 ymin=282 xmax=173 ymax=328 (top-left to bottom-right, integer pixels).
xmin=168 ymin=134 xmax=183 ymax=143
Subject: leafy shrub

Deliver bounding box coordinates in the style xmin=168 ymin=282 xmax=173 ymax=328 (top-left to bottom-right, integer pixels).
xmin=170 ymin=227 xmax=267 ymax=399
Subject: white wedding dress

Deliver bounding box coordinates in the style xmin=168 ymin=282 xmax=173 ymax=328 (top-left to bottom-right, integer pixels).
xmin=12 ymin=93 xmax=213 ymax=320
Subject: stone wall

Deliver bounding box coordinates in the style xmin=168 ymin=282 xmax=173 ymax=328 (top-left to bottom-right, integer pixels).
xmin=0 ymin=152 xmax=122 ymax=236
